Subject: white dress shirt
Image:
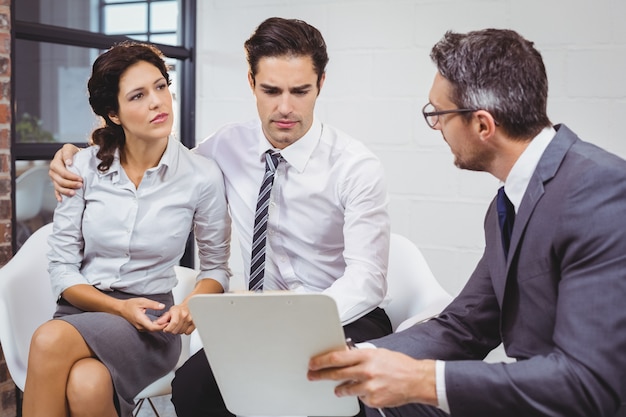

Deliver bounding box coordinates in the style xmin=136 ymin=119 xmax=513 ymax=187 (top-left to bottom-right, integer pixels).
xmin=435 ymin=126 xmax=556 ymax=413
xmin=48 ymin=136 xmax=232 ymax=299
xmin=194 ymin=118 xmax=390 ymax=324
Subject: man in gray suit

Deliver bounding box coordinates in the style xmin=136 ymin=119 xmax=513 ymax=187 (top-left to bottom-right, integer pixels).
xmin=308 ymin=28 xmax=626 ymax=417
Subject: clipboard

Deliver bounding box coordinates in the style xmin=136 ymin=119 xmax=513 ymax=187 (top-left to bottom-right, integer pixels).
xmin=188 ymin=292 xmax=360 ymax=416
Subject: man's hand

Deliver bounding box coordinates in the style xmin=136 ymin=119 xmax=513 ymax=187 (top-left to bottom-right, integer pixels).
xmin=307 ymin=347 xmax=438 ymax=409
xmin=49 ymin=144 xmax=83 ymax=201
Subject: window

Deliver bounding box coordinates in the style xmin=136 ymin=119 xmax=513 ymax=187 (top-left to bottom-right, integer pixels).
xmin=102 ymin=0 xmax=179 ymax=45
xmin=14 ymin=0 xmax=195 ymax=157
xmin=12 ymin=0 xmax=196 ymax=263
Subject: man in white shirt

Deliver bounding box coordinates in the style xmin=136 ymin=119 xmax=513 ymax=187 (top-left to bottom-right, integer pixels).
xmin=307 ymin=28 xmax=626 ymax=417
xmin=50 ymin=17 xmax=392 ymax=417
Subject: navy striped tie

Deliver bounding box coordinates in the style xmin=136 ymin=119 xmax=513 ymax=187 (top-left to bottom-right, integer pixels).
xmin=249 ymin=151 xmax=281 ymax=291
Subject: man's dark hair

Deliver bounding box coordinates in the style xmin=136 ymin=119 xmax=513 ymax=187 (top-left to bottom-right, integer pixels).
xmin=244 ymin=17 xmax=329 ymax=89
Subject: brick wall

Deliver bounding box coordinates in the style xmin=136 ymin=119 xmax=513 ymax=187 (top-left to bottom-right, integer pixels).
xmin=0 ymin=0 xmax=14 ymax=415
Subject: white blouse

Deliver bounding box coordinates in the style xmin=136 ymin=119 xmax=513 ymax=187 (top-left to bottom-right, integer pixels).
xmin=48 ymin=137 xmax=232 ymax=299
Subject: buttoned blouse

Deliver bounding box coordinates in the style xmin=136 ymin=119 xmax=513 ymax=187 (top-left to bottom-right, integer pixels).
xmin=48 ymin=136 xmax=232 ymax=299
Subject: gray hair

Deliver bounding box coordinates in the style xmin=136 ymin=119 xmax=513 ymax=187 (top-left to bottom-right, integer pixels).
xmin=430 ymin=29 xmax=551 ymax=139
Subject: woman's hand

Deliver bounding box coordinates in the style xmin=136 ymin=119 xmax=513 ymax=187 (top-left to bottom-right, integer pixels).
xmin=157 ymin=303 xmax=196 ymax=335
xmin=119 ymin=297 xmax=167 ymax=332
xmin=155 ymin=277 xmax=225 ymax=335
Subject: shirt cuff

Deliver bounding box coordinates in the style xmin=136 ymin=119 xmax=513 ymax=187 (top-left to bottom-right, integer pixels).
xmin=197 ymin=269 xmax=229 ymax=292
xmin=435 ymin=360 xmax=451 ymax=414
xmin=355 ymin=342 xmax=377 ymax=349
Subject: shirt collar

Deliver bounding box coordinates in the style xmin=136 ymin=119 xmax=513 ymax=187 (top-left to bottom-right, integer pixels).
xmin=99 ymin=148 xmax=122 ymax=183
xmin=256 ymin=118 xmax=322 ymax=173
xmin=158 ymin=136 xmax=177 ymax=180
xmin=504 ymin=126 xmax=556 ymax=212
xmin=97 ymin=135 xmax=175 ymax=182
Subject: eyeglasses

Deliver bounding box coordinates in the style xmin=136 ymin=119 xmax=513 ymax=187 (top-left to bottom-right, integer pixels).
xmin=422 ymin=102 xmax=478 ymax=129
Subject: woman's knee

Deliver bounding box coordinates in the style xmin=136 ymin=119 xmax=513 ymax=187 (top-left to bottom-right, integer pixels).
xmin=28 ymin=320 xmax=93 ymax=379
xmin=29 ymin=320 xmax=80 ymax=359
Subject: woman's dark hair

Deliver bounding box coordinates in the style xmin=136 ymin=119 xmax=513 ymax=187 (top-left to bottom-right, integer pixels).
xmin=88 ymin=41 xmax=170 ymax=172
xmin=244 ymin=17 xmax=329 ymax=89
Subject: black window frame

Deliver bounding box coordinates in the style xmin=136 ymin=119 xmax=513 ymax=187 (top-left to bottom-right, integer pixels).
xmin=98 ymin=0 xmax=180 ymax=43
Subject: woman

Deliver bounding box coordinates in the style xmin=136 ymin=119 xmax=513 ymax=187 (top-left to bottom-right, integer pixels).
xmin=22 ymin=41 xmax=231 ymax=417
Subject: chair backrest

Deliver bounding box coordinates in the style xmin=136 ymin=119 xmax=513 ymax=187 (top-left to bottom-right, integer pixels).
xmin=0 ymin=222 xmax=55 ymax=390
xmin=385 ymin=233 xmax=453 ymax=332
xmin=15 ymin=165 xmax=50 ymax=222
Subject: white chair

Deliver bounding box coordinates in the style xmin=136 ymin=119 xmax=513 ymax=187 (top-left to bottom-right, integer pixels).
xmin=0 ymin=222 xmax=197 ymax=416
xmin=0 ymin=223 xmax=56 ymax=391
xmin=387 ymin=234 xmax=513 ymax=363
xmin=386 ymin=233 xmax=453 ymax=332
xmin=15 ymin=165 xmax=50 ymax=222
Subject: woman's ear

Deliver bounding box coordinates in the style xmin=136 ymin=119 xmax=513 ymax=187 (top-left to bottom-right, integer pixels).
xmin=108 ymin=112 xmax=121 ymax=125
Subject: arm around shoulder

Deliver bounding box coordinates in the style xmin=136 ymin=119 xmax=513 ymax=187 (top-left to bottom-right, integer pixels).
xmin=49 ymin=144 xmax=85 ymax=199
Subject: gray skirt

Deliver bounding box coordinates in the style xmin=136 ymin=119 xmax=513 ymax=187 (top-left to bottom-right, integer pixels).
xmin=54 ymin=290 xmax=181 ymax=417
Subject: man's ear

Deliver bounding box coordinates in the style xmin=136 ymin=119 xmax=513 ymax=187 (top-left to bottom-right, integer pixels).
xmin=474 ymin=110 xmax=497 ymax=141
xmin=247 ymin=72 xmax=255 ymax=91
xmin=316 ymin=72 xmax=326 ymax=96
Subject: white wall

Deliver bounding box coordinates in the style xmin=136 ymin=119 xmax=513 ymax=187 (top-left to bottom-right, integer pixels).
xmin=195 ymin=0 xmax=626 ymax=295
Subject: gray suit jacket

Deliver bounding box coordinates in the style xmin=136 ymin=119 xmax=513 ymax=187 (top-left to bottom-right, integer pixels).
xmin=373 ymin=125 xmax=626 ymax=417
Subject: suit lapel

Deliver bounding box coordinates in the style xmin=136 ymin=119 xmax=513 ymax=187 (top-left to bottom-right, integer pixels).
xmin=497 ymin=125 xmax=578 ymax=298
